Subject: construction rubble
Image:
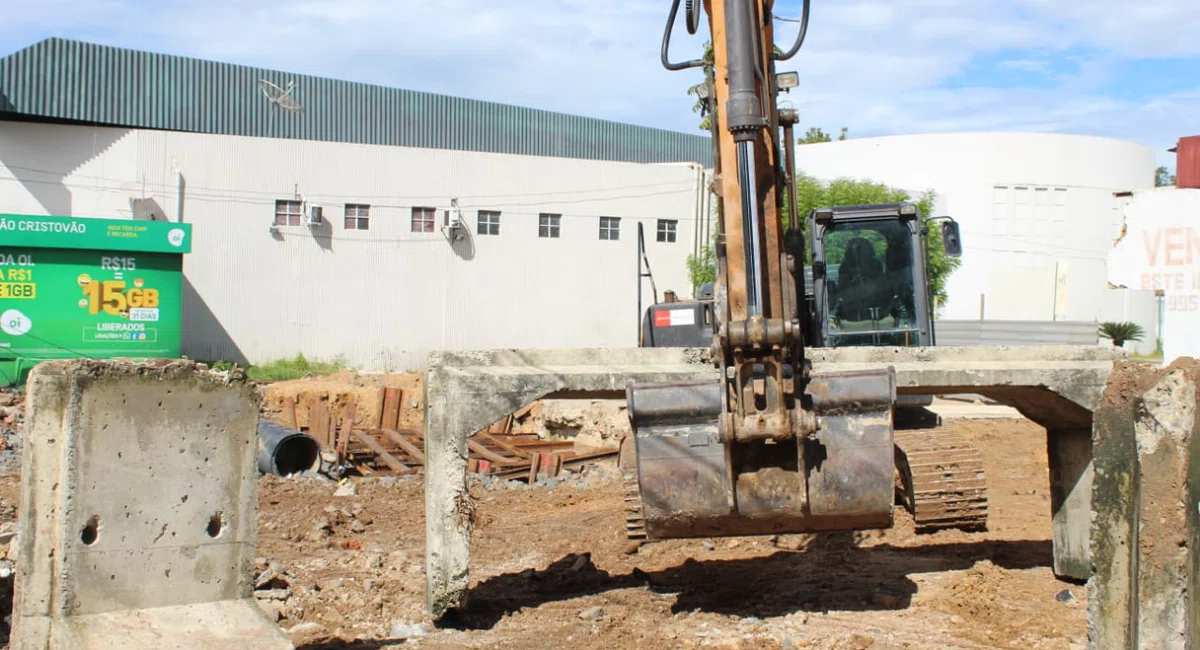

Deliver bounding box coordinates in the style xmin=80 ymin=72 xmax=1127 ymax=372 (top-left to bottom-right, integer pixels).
xmin=260 ymin=372 xmax=625 ymax=483
xmin=0 ymin=353 xmax=1193 ymax=649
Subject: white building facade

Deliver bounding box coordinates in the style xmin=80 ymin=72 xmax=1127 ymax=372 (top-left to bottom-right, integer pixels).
xmin=795 ymin=132 xmax=1160 ymax=353
xmin=0 ymin=38 xmax=714 ymax=371
xmin=0 ymin=121 xmax=709 ymax=370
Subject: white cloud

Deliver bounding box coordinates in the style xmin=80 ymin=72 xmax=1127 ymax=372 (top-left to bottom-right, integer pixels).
xmin=3 ymin=0 xmax=1197 ymax=168
xmin=996 ymin=59 xmax=1052 ymax=74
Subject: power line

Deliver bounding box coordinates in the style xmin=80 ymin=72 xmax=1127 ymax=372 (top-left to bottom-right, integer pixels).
xmin=0 ymin=163 xmax=702 ymax=202
xmin=0 ymin=175 xmax=702 ymax=217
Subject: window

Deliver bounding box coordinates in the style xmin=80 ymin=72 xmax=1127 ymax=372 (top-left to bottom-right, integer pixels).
xmin=411 ymin=207 xmax=436 ymax=233
xmin=274 ymin=199 xmax=302 ymax=226
xmin=477 ymin=210 xmax=501 ymax=236
xmin=539 ymin=213 xmax=561 ymax=238
xmin=656 ymin=219 xmax=678 ymax=243
xmin=599 ymin=216 xmax=621 ymax=241
xmin=821 ymin=218 xmax=923 ymax=346
xmin=344 ymin=204 xmax=370 ymax=230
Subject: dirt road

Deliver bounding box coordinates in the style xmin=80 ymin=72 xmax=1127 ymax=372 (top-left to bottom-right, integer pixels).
xmin=249 ymin=416 xmax=1087 ymax=650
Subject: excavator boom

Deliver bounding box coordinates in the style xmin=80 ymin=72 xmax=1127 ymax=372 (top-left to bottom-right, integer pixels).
xmin=623 ymin=0 xmax=900 ymax=541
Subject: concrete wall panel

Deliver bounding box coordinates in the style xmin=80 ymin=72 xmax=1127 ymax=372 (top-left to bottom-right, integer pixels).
xmin=11 ymin=358 xmax=290 ymax=649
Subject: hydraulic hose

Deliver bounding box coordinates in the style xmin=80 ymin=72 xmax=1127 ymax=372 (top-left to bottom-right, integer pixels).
xmin=662 ymin=0 xmax=706 ymax=71
xmin=775 ymin=0 xmax=811 ymax=61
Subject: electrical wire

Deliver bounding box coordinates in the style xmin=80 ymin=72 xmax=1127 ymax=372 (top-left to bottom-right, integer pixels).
xmin=0 ymin=175 xmax=702 ymax=218
xmin=0 ymin=163 xmax=702 ymax=201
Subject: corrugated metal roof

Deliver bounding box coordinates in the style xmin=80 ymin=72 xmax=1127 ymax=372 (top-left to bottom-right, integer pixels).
xmin=0 ymin=37 xmax=713 ymax=166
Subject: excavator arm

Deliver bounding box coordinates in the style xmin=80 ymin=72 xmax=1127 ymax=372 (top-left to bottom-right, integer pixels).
xmin=623 ymin=0 xmax=900 ymax=541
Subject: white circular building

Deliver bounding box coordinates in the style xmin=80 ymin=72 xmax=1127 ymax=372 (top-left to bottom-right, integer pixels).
xmin=795 ymin=132 xmax=1158 ymax=341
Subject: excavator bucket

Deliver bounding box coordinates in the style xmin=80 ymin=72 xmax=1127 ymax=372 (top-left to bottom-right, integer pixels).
xmin=623 ymin=367 xmax=899 ymax=540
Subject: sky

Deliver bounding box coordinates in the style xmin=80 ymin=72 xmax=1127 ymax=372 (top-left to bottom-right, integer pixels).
xmin=4 ymin=0 xmax=1197 ymax=171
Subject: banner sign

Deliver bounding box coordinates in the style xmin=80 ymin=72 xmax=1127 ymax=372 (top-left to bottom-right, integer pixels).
xmin=0 ymin=214 xmax=188 ymax=385
xmin=0 ymin=213 xmax=192 ymax=254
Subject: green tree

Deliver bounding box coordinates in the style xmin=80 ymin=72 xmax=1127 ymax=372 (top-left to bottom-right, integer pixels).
xmin=798 ymin=127 xmax=848 ymax=144
xmin=686 ymin=42 xmax=793 ymax=132
xmin=686 ymin=236 xmax=717 ymax=288
xmin=686 ymin=41 xmax=716 ymax=131
xmin=1156 ymin=166 xmax=1176 ymax=187
xmin=795 ymin=174 xmax=960 ymax=306
xmin=686 ymin=175 xmax=962 ymax=308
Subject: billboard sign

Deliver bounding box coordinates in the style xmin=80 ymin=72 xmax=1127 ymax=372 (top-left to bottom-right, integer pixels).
xmin=1108 ymin=190 xmax=1200 ymax=364
xmin=0 ymin=214 xmax=191 ymax=386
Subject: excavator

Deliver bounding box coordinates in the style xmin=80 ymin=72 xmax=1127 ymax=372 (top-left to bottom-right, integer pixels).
xmin=621 ymin=0 xmax=986 ymax=542
xmin=636 ymin=200 xmax=989 ymax=534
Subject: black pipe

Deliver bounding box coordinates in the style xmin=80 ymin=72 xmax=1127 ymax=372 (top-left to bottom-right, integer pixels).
xmin=257 ymin=419 xmax=321 ymax=476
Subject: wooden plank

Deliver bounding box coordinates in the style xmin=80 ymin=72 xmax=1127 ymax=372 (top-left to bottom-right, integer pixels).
xmin=351 ymin=430 xmax=413 ymax=475
xmin=337 ymin=402 xmax=356 ymax=464
xmin=381 ymin=387 xmax=403 ymax=430
xmin=527 ymin=454 xmax=542 ymax=483
xmin=311 ymin=400 xmax=331 ymax=448
xmin=560 ymin=449 xmax=618 ymax=469
xmin=467 ymin=439 xmax=522 ymax=466
xmin=375 ymin=387 xmax=387 ymax=429
xmin=476 ymin=432 xmax=534 ymax=459
xmin=381 ymin=428 xmax=425 ymax=463
xmin=282 ymin=397 xmax=298 ymax=429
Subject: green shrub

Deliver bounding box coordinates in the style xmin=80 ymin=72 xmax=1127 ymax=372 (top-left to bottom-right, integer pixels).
xmin=245 ymin=354 xmax=350 ymax=382
xmin=1098 ymin=321 xmax=1145 ymax=347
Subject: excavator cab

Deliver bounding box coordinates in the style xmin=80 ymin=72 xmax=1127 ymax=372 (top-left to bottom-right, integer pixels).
xmin=810 ymin=203 xmax=946 ymax=348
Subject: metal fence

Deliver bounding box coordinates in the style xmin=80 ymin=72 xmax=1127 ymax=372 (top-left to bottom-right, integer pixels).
xmin=933 ymin=320 xmax=1100 ymax=347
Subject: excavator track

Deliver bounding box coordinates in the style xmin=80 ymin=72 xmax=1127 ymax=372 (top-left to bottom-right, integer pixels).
xmin=623 ymin=472 xmax=648 ymax=540
xmin=619 ymin=435 xmax=648 ymax=541
xmin=893 ymin=428 xmax=989 ymax=533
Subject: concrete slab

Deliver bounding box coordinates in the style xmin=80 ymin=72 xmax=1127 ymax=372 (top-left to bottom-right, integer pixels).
xmin=11 ymin=358 xmax=293 ymax=650
xmin=423 ymin=345 xmax=1123 ymax=620
xmin=928 ymin=399 xmax=1023 ymax=419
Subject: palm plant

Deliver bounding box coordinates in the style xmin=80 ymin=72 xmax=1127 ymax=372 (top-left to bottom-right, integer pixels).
xmin=1098 ymin=321 xmax=1145 ymax=347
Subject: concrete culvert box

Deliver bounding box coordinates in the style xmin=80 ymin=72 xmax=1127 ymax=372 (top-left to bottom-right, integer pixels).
xmin=11 ymin=358 xmax=293 ymax=650
xmin=257 ymin=420 xmax=321 ymax=476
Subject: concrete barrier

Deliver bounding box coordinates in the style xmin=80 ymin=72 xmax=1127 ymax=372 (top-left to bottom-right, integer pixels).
xmin=423 ymin=345 xmax=1121 ymax=621
xmin=10 ymin=358 xmax=293 ymax=649
xmin=1089 ymin=359 xmax=1200 ymax=649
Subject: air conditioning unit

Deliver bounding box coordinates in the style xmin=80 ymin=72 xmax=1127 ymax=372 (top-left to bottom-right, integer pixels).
xmin=441 ymin=198 xmax=468 ymax=242
xmin=306 ymin=205 xmax=324 ymax=226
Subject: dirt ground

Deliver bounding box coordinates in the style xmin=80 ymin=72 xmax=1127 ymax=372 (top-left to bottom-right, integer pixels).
xmin=0 ymin=393 xmax=1086 ymax=650
xmin=262 ymin=372 xmax=426 ymax=431
xmin=241 ymin=416 xmax=1086 ymax=650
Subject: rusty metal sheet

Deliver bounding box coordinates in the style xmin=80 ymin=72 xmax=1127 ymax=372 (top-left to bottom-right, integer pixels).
xmin=380 ymin=388 xmax=403 ymax=430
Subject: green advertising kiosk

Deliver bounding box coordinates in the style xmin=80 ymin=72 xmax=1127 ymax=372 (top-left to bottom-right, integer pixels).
xmin=0 ymin=214 xmax=192 ymax=387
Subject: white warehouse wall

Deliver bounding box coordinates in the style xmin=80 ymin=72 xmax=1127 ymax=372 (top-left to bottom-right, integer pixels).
xmin=795 ymin=132 xmax=1158 ymax=325
xmin=0 ymin=121 xmax=707 ymax=370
